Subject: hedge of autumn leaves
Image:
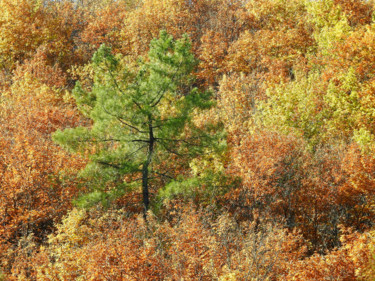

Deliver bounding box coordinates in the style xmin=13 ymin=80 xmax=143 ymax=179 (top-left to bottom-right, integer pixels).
xmin=1 ymin=0 xmax=375 ymax=280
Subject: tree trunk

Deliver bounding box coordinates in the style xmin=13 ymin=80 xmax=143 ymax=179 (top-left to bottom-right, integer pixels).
xmin=142 ymin=116 xmax=154 ymax=218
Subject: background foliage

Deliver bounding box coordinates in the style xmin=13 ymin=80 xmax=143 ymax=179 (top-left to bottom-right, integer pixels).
xmin=1 ymin=0 xmax=375 ymax=280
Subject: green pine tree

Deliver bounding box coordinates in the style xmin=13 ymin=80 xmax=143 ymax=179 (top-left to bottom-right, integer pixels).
xmin=53 ymin=31 xmax=217 ymax=215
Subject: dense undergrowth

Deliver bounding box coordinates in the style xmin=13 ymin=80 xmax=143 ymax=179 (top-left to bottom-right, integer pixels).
xmin=1 ymin=0 xmax=375 ymax=280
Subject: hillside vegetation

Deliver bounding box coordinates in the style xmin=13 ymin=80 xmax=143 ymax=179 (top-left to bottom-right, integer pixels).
xmin=1 ymin=0 xmax=375 ymax=280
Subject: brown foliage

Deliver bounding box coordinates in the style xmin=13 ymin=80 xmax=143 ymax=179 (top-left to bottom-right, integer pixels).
xmin=31 ymin=205 xmax=304 ymax=280
xmin=225 ymin=0 xmax=313 ymax=81
xmin=1 ymin=0 xmax=375 ymax=279
xmin=0 ymin=56 xmax=85 ymax=276
xmin=78 ymin=1 xmax=128 ymax=59
xmin=225 ymin=130 xmax=375 ymax=253
xmin=0 ymin=0 xmax=82 ymax=71
xmin=334 ymin=0 xmax=373 ymax=26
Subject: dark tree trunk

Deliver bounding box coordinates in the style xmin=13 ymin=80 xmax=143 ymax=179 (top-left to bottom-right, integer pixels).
xmin=142 ymin=116 xmax=154 ymax=218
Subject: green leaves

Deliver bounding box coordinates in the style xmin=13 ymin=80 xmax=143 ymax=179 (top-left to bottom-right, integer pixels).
xmin=53 ymin=31 xmax=219 ymax=209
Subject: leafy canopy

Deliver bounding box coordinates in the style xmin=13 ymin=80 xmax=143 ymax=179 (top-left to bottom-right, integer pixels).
xmin=53 ymin=31 xmax=216 ymax=210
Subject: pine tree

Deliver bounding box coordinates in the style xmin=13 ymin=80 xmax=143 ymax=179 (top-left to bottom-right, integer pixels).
xmin=53 ymin=31 xmax=215 ymax=215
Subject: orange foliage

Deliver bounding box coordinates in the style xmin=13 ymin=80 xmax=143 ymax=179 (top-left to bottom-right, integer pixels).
xmin=0 ymin=55 xmax=85 ymax=276
xmin=31 ymin=206 xmax=305 ymax=280
xmin=78 ymin=2 xmax=128 ymax=59
xmin=226 ymin=0 xmax=313 ymax=81
xmin=120 ymin=0 xmax=211 ymax=57
xmin=226 ymin=130 xmax=375 ymax=253
xmin=1 ymin=0 xmax=375 ymax=279
xmin=338 ymin=145 xmax=375 ymax=230
xmin=287 ymin=229 xmax=374 ymax=280
xmin=334 ymin=0 xmax=373 ymax=26
xmin=196 ymin=0 xmax=244 ymax=87
xmin=0 ymin=0 xmax=81 ymax=71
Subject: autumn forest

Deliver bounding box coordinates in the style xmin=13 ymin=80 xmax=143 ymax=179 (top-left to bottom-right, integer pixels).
xmin=1 ymin=0 xmax=375 ymax=279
